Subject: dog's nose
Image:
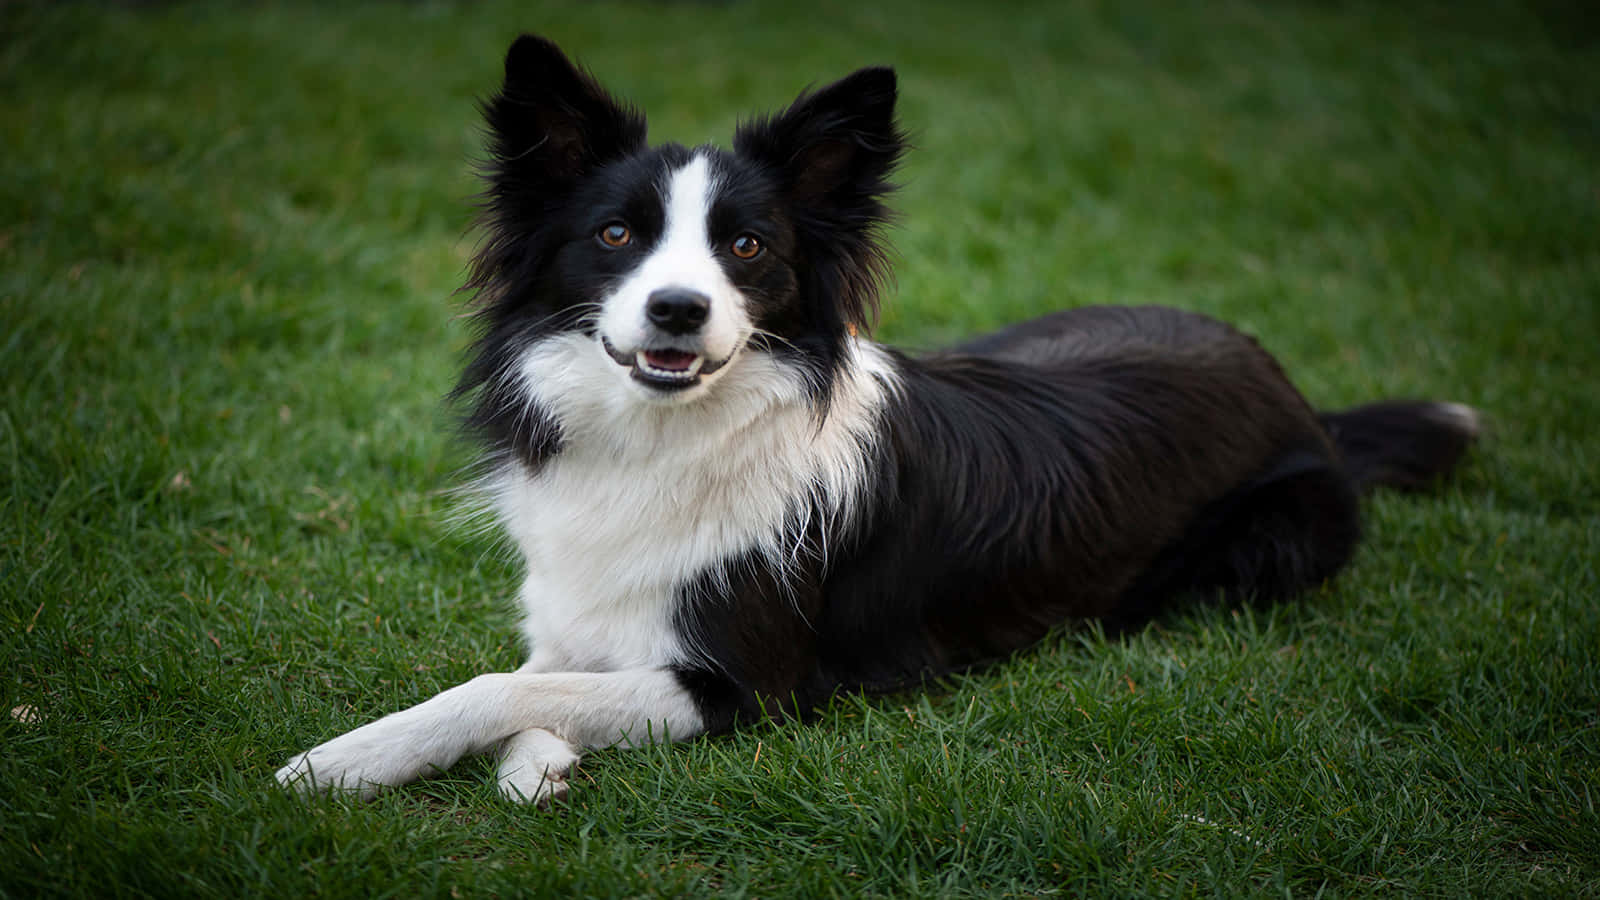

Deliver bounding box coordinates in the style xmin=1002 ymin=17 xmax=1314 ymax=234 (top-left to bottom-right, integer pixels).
xmin=645 ymin=288 xmax=710 ymax=335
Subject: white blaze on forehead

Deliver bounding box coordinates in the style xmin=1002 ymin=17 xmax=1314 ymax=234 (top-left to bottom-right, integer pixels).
xmin=659 ymin=153 xmax=716 ymax=265
xmin=596 ymin=152 xmax=748 ymax=371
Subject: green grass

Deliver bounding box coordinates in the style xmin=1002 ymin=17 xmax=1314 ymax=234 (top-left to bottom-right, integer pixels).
xmin=3 ymin=0 xmax=1597 ymax=895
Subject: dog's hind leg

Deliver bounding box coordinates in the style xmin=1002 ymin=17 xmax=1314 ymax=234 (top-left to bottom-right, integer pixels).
xmin=1111 ymin=448 xmax=1362 ymax=625
xmin=1189 ymin=450 xmax=1363 ymax=603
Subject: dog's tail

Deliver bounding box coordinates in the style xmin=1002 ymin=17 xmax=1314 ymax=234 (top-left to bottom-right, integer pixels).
xmin=1320 ymin=401 xmax=1482 ymax=493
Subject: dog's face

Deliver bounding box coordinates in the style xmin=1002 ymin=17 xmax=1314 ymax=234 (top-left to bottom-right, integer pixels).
xmin=577 ymin=147 xmax=784 ymax=398
xmin=461 ymin=37 xmax=904 ymax=430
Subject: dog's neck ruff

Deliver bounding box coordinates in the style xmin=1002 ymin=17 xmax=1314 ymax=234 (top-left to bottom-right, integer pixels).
xmin=487 ymin=337 xmax=898 ymax=670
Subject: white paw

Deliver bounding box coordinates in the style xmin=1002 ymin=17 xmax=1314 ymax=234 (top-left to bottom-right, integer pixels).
xmin=275 ymin=750 xmax=381 ymax=799
xmin=275 ymin=716 xmax=441 ymax=799
xmin=496 ymin=728 xmax=581 ymax=807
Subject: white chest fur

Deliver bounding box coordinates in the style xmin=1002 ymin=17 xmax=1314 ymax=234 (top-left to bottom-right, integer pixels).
xmin=485 ymin=334 xmax=897 ymax=673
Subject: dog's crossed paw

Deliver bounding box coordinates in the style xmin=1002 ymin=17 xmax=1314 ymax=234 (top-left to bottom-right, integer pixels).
xmin=496 ymin=728 xmax=581 ymax=807
xmin=496 ymin=764 xmax=572 ymax=807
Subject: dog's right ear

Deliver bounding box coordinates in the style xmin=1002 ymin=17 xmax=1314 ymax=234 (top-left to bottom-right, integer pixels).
xmin=482 ymin=35 xmax=646 ymax=187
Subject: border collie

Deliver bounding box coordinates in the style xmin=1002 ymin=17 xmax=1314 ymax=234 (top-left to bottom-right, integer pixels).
xmin=277 ymin=35 xmax=1480 ymax=805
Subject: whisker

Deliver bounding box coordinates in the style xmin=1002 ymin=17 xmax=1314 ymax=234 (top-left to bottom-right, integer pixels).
xmin=747 ymin=327 xmax=804 ymax=355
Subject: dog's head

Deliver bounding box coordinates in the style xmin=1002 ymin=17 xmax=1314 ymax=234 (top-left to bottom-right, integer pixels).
xmin=461 ymin=35 xmax=903 ymax=433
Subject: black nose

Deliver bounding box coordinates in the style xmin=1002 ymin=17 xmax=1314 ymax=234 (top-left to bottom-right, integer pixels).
xmin=645 ymin=288 xmax=710 ymax=335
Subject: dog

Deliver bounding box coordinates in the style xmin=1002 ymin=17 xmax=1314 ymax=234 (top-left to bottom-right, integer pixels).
xmin=276 ymin=35 xmax=1479 ymax=805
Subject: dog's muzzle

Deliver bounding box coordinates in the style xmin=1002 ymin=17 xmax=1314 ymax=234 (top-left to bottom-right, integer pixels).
xmin=600 ymin=289 xmax=740 ymax=392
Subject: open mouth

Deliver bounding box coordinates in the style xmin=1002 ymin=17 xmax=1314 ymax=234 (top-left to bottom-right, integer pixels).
xmin=601 ymin=336 xmax=733 ymax=392
xmin=632 ymin=348 xmax=705 ymax=390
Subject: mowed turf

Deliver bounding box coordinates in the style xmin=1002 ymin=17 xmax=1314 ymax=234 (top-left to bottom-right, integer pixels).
xmin=3 ymin=1 xmax=1597 ymax=896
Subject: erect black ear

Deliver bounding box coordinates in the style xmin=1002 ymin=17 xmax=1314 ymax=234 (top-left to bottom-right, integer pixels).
xmin=735 ymin=66 xmax=903 ymax=208
xmin=465 ymin=37 xmax=646 ymax=311
xmin=734 ymin=67 xmax=906 ymax=330
xmin=482 ymin=35 xmax=646 ymax=187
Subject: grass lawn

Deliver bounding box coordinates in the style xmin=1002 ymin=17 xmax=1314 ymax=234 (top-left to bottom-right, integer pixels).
xmin=3 ymin=0 xmax=1598 ymax=895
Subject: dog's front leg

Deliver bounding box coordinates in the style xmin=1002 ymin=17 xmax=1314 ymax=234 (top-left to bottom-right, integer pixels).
xmin=494 ymin=653 xmax=582 ymax=806
xmin=276 ymin=668 xmax=703 ymax=799
xmin=495 ymin=727 xmax=581 ymax=805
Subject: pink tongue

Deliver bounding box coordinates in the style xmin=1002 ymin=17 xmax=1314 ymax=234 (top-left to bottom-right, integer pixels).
xmin=644 ymin=349 xmax=697 ymax=372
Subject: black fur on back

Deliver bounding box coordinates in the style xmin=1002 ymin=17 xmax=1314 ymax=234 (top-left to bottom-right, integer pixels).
xmin=672 ymin=306 xmax=1478 ymax=729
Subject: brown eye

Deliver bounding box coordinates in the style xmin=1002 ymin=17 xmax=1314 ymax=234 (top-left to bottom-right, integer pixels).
xmin=598 ymin=223 xmax=632 ymax=248
xmin=730 ymin=234 xmax=763 ymax=260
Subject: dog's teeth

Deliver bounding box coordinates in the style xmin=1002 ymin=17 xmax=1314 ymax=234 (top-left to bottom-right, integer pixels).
xmin=633 ymin=351 xmax=705 ymax=379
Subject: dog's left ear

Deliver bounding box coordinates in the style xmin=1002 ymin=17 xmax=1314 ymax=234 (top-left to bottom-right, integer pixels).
xmin=735 ymin=67 xmax=902 ymax=206
xmin=735 ymin=67 xmax=906 ymax=330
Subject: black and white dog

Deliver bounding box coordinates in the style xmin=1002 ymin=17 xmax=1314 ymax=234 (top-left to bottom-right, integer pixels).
xmin=277 ymin=35 xmax=1479 ymax=804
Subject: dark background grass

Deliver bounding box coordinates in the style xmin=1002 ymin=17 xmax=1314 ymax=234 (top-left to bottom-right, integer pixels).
xmin=2 ymin=1 xmax=1597 ymax=896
